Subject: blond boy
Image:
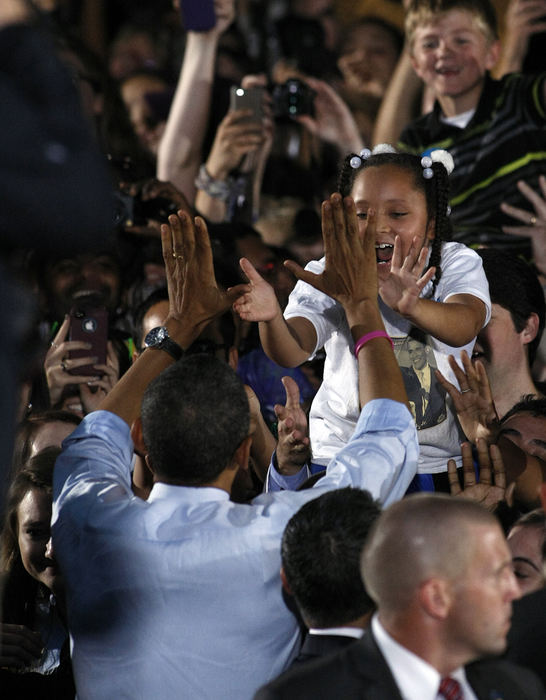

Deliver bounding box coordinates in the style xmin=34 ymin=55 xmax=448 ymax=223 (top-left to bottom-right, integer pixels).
xmin=398 ymin=0 xmax=546 ymax=252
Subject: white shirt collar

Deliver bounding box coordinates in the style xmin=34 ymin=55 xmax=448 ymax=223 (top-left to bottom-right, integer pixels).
xmin=147 ymin=483 xmax=230 ymax=504
xmin=308 ymin=626 xmax=364 ymax=639
xmin=371 ymin=616 xmax=477 ymax=700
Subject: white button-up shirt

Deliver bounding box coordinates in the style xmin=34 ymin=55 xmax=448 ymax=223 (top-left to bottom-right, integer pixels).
xmin=53 ymin=399 xmax=417 ymax=700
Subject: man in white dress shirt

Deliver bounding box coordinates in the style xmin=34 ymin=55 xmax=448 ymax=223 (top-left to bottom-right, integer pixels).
xmin=52 ymin=197 xmax=418 ymax=699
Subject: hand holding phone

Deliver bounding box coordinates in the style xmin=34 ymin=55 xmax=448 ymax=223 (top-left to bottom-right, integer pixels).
xmin=229 ymin=86 xmax=265 ymax=123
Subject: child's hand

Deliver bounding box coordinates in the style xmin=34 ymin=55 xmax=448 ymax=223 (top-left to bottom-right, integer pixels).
xmin=378 ymin=235 xmax=435 ymax=316
xmin=232 ymin=257 xmax=281 ymax=321
xmin=274 ymin=376 xmax=311 ymax=475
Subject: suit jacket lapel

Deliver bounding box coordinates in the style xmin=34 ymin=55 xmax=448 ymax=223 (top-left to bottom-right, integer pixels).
xmin=348 ymin=631 xmax=406 ymax=700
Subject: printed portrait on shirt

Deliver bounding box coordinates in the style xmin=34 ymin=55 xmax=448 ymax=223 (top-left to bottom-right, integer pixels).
xmin=395 ymin=334 xmax=447 ymax=430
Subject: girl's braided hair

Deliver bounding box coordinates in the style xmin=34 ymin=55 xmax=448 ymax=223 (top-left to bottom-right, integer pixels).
xmin=338 ymin=150 xmax=453 ymax=296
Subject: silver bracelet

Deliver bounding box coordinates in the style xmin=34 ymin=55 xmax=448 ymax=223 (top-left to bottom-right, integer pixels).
xmin=194 ymin=164 xmax=232 ymax=201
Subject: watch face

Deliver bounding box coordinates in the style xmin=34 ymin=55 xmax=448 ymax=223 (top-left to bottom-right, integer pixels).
xmin=145 ymin=326 xmax=168 ymax=347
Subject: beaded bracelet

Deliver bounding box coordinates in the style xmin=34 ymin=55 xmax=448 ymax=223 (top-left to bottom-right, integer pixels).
xmin=194 ymin=163 xmax=232 ymax=201
xmin=354 ymin=330 xmax=394 ymax=357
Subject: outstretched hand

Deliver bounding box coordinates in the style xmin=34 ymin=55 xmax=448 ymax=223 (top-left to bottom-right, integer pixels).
xmin=232 ymin=257 xmax=281 ymax=322
xmin=284 ymin=193 xmax=378 ymax=315
xmin=162 ymin=211 xmax=245 ymax=337
xmin=294 ymin=77 xmax=362 ymax=154
xmin=448 ymin=439 xmax=514 ymax=511
xmin=501 ymin=175 xmax=546 ymax=277
xmin=274 ymin=376 xmax=310 ymax=475
xmin=435 ymin=350 xmax=500 ymax=444
xmin=378 ymin=235 xmax=435 ymax=316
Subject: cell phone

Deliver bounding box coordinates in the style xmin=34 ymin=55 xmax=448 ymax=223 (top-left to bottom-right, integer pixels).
xmin=229 ymin=86 xmax=264 ymax=123
xmin=179 ymin=0 xmax=216 ymax=32
xmin=68 ymin=306 xmax=108 ymax=377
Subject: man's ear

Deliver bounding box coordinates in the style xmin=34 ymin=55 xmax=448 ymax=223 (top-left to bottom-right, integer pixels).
xmin=521 ymin=312 xmax=540 ymax=346
xmin=409 ymin=51 xmax=421 ymax=78
xmin=227 ymin=346 xmax=238 ymax=372
xmin=418 ymin=578 xmax=452 ymax=620
xmin=280 ymin=566 xmax=292 ymax=595
xmin=130 ymin=416 xmax=147 ymax=458
xmin=233 ymin=435 xmax=252 ymax=472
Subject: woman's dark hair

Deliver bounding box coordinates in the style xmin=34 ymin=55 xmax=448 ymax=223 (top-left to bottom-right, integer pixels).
xmin=1 ymin=448 xmax=60 ymax=625
xmin=338 ymin=150 xmax=453 ymax=296
xmin=12 ymin=411 xmax=81 ymax=475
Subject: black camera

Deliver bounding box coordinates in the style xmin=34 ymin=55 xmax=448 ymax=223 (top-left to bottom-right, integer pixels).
xmin=271 ymin=78 xmax=316 ymax=121
xmin=112 ymin=191 xmax=179 ymax=229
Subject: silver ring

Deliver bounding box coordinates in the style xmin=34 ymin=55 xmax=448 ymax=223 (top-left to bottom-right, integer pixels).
xmin=529 ymin=215 xmax=537 ymax=226
xmin=60 ymin=360 xmax=68 ymax=372
xmin=50 ymin=341 xmax=58 ymax=349
xmin=461 ymin=388 xmax=471 ymax=394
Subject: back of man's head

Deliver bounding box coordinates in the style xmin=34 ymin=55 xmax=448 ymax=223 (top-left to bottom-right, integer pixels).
xmin=281 ymin=488 xmax=381 ymax=628
xmin=478 ymin=249 xmax=545 ymax=365
xmin=141 ymin=355 xmax=249 ymax=485
xmin=361 ymin=494 xmax=496 ymax=613
xmin=405 ymin=0 xmax=498 ymax=47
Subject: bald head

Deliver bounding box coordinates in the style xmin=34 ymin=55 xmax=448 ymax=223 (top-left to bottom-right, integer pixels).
xmin=361 ymin=494 xmax=498 ymax=612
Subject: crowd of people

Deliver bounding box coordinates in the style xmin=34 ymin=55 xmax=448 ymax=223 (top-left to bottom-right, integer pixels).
xmin=1 ymin=0 xmax=546 ymax=697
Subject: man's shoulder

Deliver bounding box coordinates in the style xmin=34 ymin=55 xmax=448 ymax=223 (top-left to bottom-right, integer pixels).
xmin=254 ymin=633 xmax=402 ymax=700
xmin=466 ymin=657 xmax=546 ymax=699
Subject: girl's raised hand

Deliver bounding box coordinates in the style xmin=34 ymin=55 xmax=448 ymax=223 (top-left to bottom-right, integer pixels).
xmin=232 ymin=257 xmax=281 ymax=321
xmin=378 ymin=235 xmax=435 ymax=316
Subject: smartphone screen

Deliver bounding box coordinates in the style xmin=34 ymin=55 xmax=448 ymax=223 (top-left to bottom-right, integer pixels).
xmin=68 ymin=306 xmax=108 ymax=376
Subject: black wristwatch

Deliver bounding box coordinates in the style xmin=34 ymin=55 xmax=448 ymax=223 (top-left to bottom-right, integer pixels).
xmin=144 ymin=326 xmax=184 ymax=361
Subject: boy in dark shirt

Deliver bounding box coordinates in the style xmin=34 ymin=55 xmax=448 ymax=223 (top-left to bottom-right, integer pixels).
xmin=398 ymin=0 xmax=546 ymax=252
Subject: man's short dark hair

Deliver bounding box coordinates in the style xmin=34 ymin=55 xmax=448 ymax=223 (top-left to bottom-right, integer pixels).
xmin=502 ymin=395 xmax=546 ymax=423
xmin=477 ymin=249 xmax=545 ymax=365
xmin=281 ymin=488 xmax=381 ymax=628
xmin=141 ymin=355 xmax=249 ymax=485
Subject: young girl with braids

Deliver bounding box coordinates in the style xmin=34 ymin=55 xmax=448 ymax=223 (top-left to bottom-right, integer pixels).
xmin=234 ymin=146 xmax=491 ymax=485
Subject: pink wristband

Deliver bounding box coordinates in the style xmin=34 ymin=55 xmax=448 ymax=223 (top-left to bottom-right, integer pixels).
xmin=354 ymin=330 xmax=394 ymax=357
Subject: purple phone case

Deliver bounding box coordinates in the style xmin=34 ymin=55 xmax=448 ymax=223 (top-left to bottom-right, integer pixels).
xmin=180 ymin=0 xmax=216 ymax=32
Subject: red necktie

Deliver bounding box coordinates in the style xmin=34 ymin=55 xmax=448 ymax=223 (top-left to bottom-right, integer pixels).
xmin=439 ymin=676 xmax=463 ymax=700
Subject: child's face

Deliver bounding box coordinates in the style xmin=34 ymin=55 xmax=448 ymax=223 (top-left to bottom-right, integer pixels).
xmin=351 ymin=165 xmax=434 ymax=281
xmin=338 ymin=22 xmax=400 ymax=97
xmin=410 ymin=10 xmax=499 ymax=111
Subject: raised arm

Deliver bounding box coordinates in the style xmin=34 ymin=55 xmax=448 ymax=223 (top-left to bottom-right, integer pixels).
xmin=378 ymin=236 xmax=487 ymax=346
xmin=156 ymin=0 xmax=235 ymax=201
xmin=232 ymin=257 xmax=316 ymax=368
xmin=98 ymin=211 xmax=245 ymax=426
xmin=285 ymin=195 xmax=410 ymax=408
xmin=494 ymin=0 xmax=546 ymax=77
xmin=373 ymin=49 xmax=422 ymax=147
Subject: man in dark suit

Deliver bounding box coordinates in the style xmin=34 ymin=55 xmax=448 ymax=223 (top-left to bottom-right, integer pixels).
xmin=280 ymin=488 xmax=381 ymax=665
xmin=256 ymin=494 xmax=545 ymax=699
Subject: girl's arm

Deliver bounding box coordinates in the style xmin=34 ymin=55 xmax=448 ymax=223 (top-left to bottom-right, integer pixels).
xmin=379 ymin=236 xmax=487 ymax=347
xmin=405 ymin=293 xmax=487 ymax=347
xmin=233 ymin=258 xmax=316 ymax=367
